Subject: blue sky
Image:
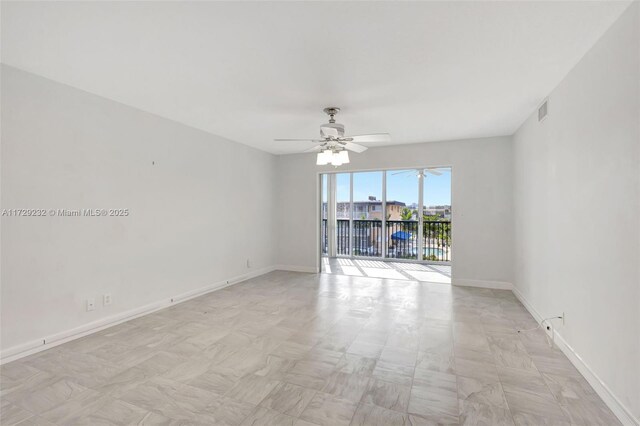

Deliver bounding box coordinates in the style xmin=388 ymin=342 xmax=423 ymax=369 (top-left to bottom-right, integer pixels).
xmin=333 ymin=168 xmax=451 ymax=206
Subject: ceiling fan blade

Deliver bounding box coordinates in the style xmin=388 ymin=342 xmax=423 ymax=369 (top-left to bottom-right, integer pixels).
xmin=391 ymin=171 xmax=410 ymax=176
xmin=303 ymin=145 xmax=322 ymax=153
xmin=273 ymin=138 xmax=323 ymax=142
xmin=348 ymin=133 xmax=391 ymax=144
xmin=342 ymin=142 xmax=368 ymax=153
xmin=425 ymin=168 xmax=442 ymax=176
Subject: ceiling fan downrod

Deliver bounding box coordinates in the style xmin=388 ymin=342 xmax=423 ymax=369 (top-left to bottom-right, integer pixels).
xmin=323 ymin=107 xmax=340 ymax=124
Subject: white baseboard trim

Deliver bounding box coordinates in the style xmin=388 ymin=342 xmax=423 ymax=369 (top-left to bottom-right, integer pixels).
xmin=0 ymin=265 xmax=277 ymax=365
xmin=452 ymin=278 xmax=513 ymax=290
xmin=275 ymin=265 xmax=318 ymax=273
xmin=512 ymin=287 xmax=639 ymax=426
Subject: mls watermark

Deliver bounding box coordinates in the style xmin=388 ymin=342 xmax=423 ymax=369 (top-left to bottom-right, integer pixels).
xmin=1 ymin=208 xmax=130 ymax=217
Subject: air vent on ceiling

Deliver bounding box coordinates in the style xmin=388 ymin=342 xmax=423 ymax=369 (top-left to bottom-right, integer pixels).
xmin=538 ymin=100 xmax=548 ymax=122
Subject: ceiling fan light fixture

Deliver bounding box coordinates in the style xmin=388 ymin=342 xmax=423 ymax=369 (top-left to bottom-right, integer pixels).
xmin=316 ymin=150 xmax=330 ymax=165
xmin=330 ymin=151 xmax=343 ymax=166
xmin=317 ymin=148 xmax=349 ymax=166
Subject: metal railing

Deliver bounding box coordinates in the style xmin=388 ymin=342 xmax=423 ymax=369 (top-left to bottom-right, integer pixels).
xmin=353 ymin=220 xmax=383 ymax=257
xmin=423 ymin=220 xmax=451 ymax=262
xmin=323 ymin=219 xmax=451 ymax=262
xmin=386 ymin=220 xmax=419 ymax=260
xmin=321 ymin=219 xmax=328 ymax=255
xmin=336 ymin=219 xmax=350 ymax=256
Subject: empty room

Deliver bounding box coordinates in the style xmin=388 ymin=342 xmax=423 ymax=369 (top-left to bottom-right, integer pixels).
xmin=1 ymin=1 xmax=638 ymax=425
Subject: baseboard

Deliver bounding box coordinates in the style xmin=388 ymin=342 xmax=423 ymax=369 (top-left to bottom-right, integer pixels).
xmin=275 ymin=264 xmax=318 ymax=273
xmin=512 ymin=287 xmax=639 ymax=426
xmin=452 ymin=278 xmax=512 ymax=290
xmin=0 ymin=265 xmax=276 ymax=365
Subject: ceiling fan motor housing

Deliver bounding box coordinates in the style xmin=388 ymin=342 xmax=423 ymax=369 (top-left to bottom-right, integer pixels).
xmin=320 ymin=122 xmax=345 ymax=138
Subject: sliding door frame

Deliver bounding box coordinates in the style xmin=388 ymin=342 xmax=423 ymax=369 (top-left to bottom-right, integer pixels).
xmin=327 ymin=173 xmax=337 ymax=257
xmin=417 ymin=171 xmax=425 ymax=262
xmin=381 ymin=172 xmax=387 ymax=259
xmin=349 ymin=173 xmax=354 ymax=257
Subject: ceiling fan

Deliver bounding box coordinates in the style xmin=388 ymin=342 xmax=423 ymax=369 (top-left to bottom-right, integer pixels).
xmin=274 ymin=107 xmax=391 ymax=166
xmin=392 ymin=168 xmax=444 ymax=178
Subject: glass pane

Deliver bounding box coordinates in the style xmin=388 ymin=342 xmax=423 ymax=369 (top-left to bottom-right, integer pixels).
xmin=352 ymin=172 xmax=383 ymax=257
xmin=386 ymin=170 xmax=419 ymax=259
xmin=336 ymin=173 xmax=351 ymax=255
xmin=321 ymin=174 xmax=328 ymax=255
xmin=422 ymin=167 xmax=452 ymax=262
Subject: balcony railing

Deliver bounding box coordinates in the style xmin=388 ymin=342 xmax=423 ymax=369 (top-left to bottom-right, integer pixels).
xmin=353 ymin=220 xmax=383 ymax=257
xmin=336 ymin=219 xmax=350 ymax=256
xmin=321 ymin=218 xmax=328 ymax=255
xmin=386 ymin=220 xmax=419 ymax=260
xmin=422 ymin=220 xmax=452 ymax=262
xmin=321 ymin=219 xmax=451 ymax=262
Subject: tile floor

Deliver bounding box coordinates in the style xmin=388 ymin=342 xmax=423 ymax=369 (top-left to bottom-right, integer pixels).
xmin=322 ymin=257 xmax=451 ymax=284
xmin=0 ymin=271 xmax=620 ymax=425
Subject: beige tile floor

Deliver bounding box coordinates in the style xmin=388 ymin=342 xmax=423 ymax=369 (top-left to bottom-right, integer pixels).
xmin=0 ymin=271 xmax=620 ymax=425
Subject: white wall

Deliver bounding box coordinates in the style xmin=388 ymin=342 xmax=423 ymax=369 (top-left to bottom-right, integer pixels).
xmin=0 ymin=66 xmax=278 ymax=357
xmin=513 ymin=3 xmax=640 ymax=423
xmin=277 ymin=137 xmax=514 ymax=287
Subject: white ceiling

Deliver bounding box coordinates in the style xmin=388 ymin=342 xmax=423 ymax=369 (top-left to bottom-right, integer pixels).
xmin=1 ymin=1 xmax=630 ymax=154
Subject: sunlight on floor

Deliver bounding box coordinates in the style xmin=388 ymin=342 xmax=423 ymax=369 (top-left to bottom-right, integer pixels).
xmin=321 ymin=257 xmax=331 ymax=273
xmin=322 ymin=257 xmax=451 ymax=284
xmin=354 ymin=260 xmax=391 ymax=269
xmin=339 ymin=266 xmax=364 ymax=276
xmin=389 ymin=262 xmax=431 ymax=271
xmin=360 ymin=267 xmax=407 ymax=279
xmin=404 ymin=270 xmax=451 ymax=283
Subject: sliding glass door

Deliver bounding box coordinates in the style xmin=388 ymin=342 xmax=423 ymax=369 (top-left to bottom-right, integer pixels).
xmin=321 ymin=174 xmax=328 ymax=255
xmin=321 ymin=167 xmax=451 ymax=263
xmin=335 ymin=173 xmax=351 ymax=256
xmin=423 ymin=168 xmax=452 ymax=262
xmin=386 ymin=170 xmax=419 ymax=260
xmin=352 ymin=171 xmax=383 ymax=257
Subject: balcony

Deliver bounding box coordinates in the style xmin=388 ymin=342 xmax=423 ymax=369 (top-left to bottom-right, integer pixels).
xmin=321 ymin=219 xmax=451 ymax=262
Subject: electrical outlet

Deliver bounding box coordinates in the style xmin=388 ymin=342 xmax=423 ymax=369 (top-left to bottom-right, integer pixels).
xmin=87 ymin=298 xmax=95 ymax=311
xmin=562 ymin=312 xmax=565 ymax=325
xmin=246 ymin=259 xmax=251 ymax=268
xmin=103 ymin=293 xmax=112 ymax=306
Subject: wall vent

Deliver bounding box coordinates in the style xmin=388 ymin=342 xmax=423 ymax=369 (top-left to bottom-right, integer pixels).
xmin=538 ymin=100 xmax=548 ymax=122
